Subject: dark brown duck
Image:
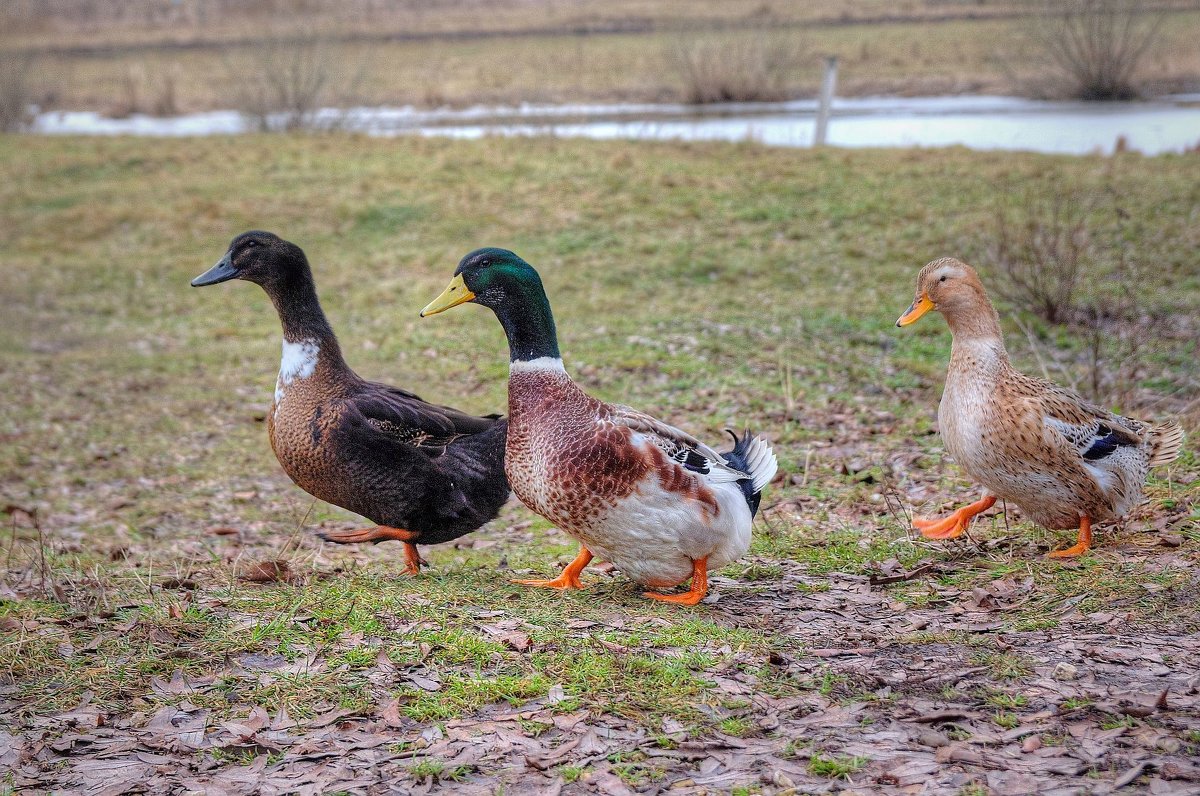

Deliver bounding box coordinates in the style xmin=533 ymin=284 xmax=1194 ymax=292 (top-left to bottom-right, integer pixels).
xmin=192 ymin=231 xmax=509 ymax=574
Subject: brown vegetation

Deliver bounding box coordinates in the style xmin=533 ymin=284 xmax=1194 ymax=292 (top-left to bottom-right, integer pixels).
xmin=0 ymin=50 xmax=35 ymax=130
xmin=668 ymin=32 xmax=808 ymax=104
xmin=1028 ymin=0 xmax=1167 ymax=101
xmin=225 ymin=35 xmax=365 ymax=131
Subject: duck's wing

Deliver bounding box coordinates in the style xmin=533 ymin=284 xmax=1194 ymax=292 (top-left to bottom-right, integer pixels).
xmin=1014 ymin=374 xmax=1145 ymax=463
xmin=608 ymin=404 xmax=747 ymax=482
xmin=352 ymin=382 xmax=500 ymax=454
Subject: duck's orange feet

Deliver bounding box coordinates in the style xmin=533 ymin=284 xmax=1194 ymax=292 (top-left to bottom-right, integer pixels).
xmin=318 ymin=526 xmax=419 ymax=545
xmin=401 ymin=542 xmax=428 ymax=576
xmin=644 ymin=557 xmax=709 ymax=606
xmin=513 ymin=547 xmax=593 ymax=590
xmin=317 ymin=527 xmax=427 ymax=575
xmin=1048 ymin=516 xmax=1093 ymax=559
xmin=914 ymin=495 xmax=997 ymax=540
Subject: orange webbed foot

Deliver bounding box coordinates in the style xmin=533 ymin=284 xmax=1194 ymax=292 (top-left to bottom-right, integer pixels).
xmin=319 ymin=526 xmax=419 ymax=545
xmin=913 ymin=496 xmax=997 ymax=540
xmin=643 ymin=558 xmax=709 ymax=606
xmin=513 ymin=547 xmax=593 ymax=590
xmin=1048 ymin=516 xmax=1093 ymax=559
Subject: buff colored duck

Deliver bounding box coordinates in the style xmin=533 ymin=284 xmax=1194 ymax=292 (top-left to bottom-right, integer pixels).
xmin=192 ymin=232 xmax=510 ymax=574
xmin=896 ymin=257 xmax=1183 ymax=556
xmin=420 ymin=248 xmax=777 ymax=605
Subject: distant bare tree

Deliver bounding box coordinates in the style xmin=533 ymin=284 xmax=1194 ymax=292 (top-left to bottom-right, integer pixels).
xmin=668 ymin=33 xmax=806 ymax=105
xmin=0 ymin=50 xmax=35 ymax=131
xmin=228 ymin=36 xmax=365 ymax=131
xmin=1031 ymin=0 xmax=1165 ymax=100
xmin=988 ymin=189 xmax=1090 ymax=325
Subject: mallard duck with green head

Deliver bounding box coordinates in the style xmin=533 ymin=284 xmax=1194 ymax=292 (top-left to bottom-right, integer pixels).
xmin=420 ymin=248 xmax=777 ymax=605
xmin=192 ymin=231 xmax=510 ymax=574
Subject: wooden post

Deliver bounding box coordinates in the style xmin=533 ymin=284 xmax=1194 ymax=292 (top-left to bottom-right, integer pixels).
xmin=814 ymin=55 xmax=838 ymax=146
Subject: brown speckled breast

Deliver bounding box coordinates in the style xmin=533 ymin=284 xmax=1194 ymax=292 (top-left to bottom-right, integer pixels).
xmin=267 ymin=356 xmax=356 ymax=508
xmin=505 ymin=369 xmax=716 ymax=536
xmin=942 ymin=342 xmax=1124 ymax=529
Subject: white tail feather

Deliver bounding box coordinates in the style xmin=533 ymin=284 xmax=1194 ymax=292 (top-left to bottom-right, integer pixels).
xmin=741 ymin=435 xmax=779 ymax=493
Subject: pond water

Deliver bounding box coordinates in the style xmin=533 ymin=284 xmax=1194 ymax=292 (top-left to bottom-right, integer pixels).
xmin=31 ymin=95 xmax=1200 ymax=156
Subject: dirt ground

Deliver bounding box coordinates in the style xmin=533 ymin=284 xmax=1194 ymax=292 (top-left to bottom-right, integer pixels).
xmin=4 ymin=469 xmax=1198 ymax=795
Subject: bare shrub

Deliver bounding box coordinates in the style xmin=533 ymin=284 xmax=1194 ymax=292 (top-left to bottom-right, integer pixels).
xmin=227 ymin=36 xmax=365 ymax=131
xmin=151 ymin=65 xmax=179 ymax=117
xmin=0 ymin=50 xmax=36 ymax=131
xmin=988 ymin=189 xmax=1090 ymax=325
xmin=668 ymin=33 xmax=806 ymax=104
xmin=1028 ymin=0 xmax=1166 ymax=100
xmin=109 ymin=63 xmax=180 ymax=118
xmin=1070 ymin=201 xmax=1182 ymax=408
xmin=987 ymin=187 xmax=1181 ymax=408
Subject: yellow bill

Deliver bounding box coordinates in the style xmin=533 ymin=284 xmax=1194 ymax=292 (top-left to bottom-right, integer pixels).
xmin=420 ymin=274 xmax=476 ymax=317
xmin=896 ymin=293 xmax=934 ymax=327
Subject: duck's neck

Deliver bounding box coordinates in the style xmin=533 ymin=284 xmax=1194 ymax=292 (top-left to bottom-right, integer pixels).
xmin=263 ymin=272 xmax=348 ymax=374
xmin=944 ymin=298 xmax=1010 ymax=371
xmin=495 ymin=280 xmax=563 ymax=370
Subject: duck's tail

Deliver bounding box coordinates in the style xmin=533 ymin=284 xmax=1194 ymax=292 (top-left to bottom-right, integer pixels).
xmin=1147 ymin=420 xmax=1184 ymax=468
xmin=721 ymin=430 xmax=779 ymax=518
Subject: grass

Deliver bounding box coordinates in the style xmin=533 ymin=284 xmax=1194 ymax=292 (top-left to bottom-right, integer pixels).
xmin=0 ymin=133 xmax=1197 ymax=786
xmin=807 ymin=753 xmax=868 ymax=779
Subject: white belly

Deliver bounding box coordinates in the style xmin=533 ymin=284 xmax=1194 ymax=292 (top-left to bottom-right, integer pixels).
xmin=574 ymin=478 xmax=753 ymax=587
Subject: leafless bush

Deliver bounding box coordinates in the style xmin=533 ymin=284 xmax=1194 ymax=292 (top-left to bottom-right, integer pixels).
xmin=989 ymin=190 xmax=1090 ymax=325
xmin=1071 ymin=202 xmax=1180 ymax=407
xmin=0 ymin=50 xmax=36 ymax=131
xmin=989 ymin=190 xmax=1178 ymax=408
xmin=110 ymin=63 xmax=180 ymax=118
xmin=1029 ymin=0 xmax=1165 ymax=100
xmin=227 ymin=36 xmax=364 ymax=131
xmin=668 ymin=33 xmax=806 ymax=104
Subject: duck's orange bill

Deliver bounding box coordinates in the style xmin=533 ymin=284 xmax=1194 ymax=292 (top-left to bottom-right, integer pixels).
xmin=421 ymin=274 xmax=475 ymax=317
xmin=896 ymin=294 xmax=934 ymax=327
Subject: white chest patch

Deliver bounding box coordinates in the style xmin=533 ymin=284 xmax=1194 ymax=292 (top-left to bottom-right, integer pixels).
xmin=510 ymin=357 xmax=566 ymax=375
xmin=274 ymin=338 xmax=320 ymax=412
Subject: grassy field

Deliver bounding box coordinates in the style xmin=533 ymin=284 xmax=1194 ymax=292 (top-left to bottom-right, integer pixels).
xmin=1 ymin=134 xmax=1198 ymax=793
xmin=5 ymin=2 xmax=1200 ymax=114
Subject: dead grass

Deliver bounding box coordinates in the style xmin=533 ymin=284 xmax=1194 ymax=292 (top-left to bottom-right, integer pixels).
xmin=3 ymin=5 xmax=1200 ymax=113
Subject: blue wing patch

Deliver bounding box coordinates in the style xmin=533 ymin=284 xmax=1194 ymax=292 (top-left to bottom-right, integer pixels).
xmin=1082 ymin=424 xmax=1123 ymax=461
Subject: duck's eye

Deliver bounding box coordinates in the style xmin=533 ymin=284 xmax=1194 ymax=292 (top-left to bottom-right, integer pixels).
xmin=939 ymin=275 xmax=948 ymax=283
xmin=246 ymin=240 xmax=259 ymax=248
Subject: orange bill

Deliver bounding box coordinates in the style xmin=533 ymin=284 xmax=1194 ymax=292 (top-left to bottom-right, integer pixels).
xmin=896 ymin=294 xmax=934 ymax=327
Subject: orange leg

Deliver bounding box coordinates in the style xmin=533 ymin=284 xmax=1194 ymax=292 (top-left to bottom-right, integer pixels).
xmin=913 ymin=495 xmax=997 ymax=540
xmin=400 ymin=543 xmax=428 ymax=576
xmin=318 ymin=527 xmax=426 ymax=575
xmin=514 ymin=546 xmax=593 ymax=590
xmin=1048 ymin=516 xmax=1093 ymax=559
xmin=644 ymin=557 xmax=709 ymax=606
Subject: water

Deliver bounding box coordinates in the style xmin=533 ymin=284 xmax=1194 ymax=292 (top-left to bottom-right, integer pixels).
xmin=30 ymin=95 xmax=1200 ymax=156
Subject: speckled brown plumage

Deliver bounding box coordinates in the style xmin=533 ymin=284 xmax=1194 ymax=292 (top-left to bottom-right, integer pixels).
xmin=193 ymin=232 xmax=510 ymax=570
xmin=505 ymin=368 xmax=719 ymax=534
xmin=898 ymin=257 xmax=1184 ymax=555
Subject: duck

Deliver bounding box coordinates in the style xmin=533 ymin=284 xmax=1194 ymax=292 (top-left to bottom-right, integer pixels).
xmin=896 ymin=257 xmax=1184 ymax=557
xmin=419 ymin=248 xmax=777 ymax=605
xmin=191 ymin=231 xmax=510 ymax=574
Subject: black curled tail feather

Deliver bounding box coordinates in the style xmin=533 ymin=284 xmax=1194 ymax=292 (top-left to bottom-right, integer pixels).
xmin=720 ymin=429 xmax=778 ymax=518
